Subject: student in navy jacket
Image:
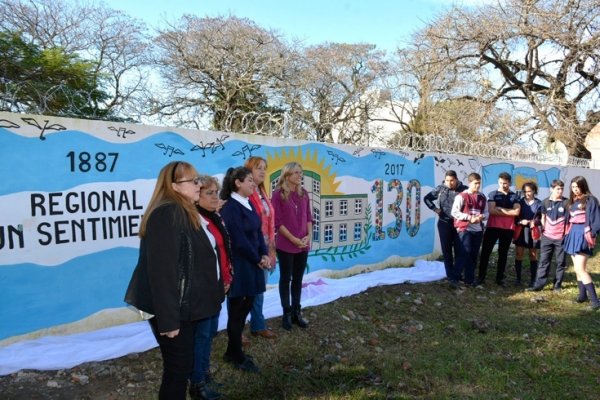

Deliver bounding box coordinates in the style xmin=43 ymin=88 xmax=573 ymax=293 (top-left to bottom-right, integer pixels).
xmin=562 ymin=176 xmax=600 ymax=310
xmin=219 ymin=167 xmax=271 ymax=372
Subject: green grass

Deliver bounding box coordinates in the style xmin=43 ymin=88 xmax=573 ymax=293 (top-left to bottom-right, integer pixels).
xmin=3 ymin=250 xmax=599 ymax=399
xmin=208 ymin=250 xmax=600 ymax=399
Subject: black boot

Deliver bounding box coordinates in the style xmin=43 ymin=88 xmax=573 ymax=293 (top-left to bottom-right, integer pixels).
xmin=282 ymin=307 xmax=292 ymax=331
xmin=529 ymin=260 xmax=538 ymax=288
xmin=584 ymin=282 xmax=600 ymax=310
xmin=514 ymin=260 xmax=522 ymax=285
xmin=576 ymin=281 xmax=588 ymax=303
xmin=189 ymin=381 xmax=222 ymax=400
xmin=291 ymin=305 xmax=308 ymax=328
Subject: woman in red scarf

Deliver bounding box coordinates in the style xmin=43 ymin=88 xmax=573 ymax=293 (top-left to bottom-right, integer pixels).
xmin=244 ymin=156 xmax=277 ymax=339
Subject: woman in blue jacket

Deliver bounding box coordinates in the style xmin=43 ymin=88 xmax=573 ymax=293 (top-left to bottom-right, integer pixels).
xmin=219 ymin=167 xmax=271 ymax=372
xmin=563 ymin=176 xmax=600 ymax=310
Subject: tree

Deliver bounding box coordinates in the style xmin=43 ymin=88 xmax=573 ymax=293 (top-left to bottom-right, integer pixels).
xmin=0 ymin=0 xmax=151 ymax=120
xmin=413 ymin=0 xmax=600 ymax=158
xmin=152 ymin=15 xmax=289 ymax=131
xmin=386 ymin=43 xmax=527 ymax=146
xmin=0 ymin=31 xmax=109 ymax=117
xmin=283 ymin=43 xmax=388 ymax=143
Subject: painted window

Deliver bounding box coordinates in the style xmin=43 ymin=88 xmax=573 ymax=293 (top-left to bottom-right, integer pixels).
xmin=354 ymin=199 xmax=363 ymax=214
xmin=325 ymin=200 xmax=333 ymax=217
xmin=312 ymin=207 xmax=320 ymax=241
xmin=340 ymin=200 xmax=348 ymax=216
xmin=340 ymin=223 xmax=347 ymax=241
xmin=354 ymin=222 xmax=362 ymax=241
xmin=313 ymin=180 xmax=320 ymax=194
xmin=324 ymin=224 xmax=333 ymax=243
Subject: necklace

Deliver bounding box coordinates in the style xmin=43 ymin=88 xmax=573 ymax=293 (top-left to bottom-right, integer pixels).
xmin=289 ymin=193 xmax=299 ymax=213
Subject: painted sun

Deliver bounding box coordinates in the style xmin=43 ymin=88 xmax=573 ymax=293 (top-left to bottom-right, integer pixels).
xmin=265 ymin=147 xmax=342 ymax=195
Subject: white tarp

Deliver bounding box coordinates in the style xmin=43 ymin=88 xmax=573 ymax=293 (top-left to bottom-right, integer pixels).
xmin=0 ymin=260 xmax=444 ymax=376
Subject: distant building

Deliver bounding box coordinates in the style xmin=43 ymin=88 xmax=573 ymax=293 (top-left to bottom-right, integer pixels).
xmin=585 ymin=123 xmax=600 ymax=169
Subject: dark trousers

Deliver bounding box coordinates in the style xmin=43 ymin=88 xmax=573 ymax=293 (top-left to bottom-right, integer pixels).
xmin=277 ymin=249 xmax=309 ymax=309
xmin=438 ymin=220 xmax=460 ymax=279
xmin=456 ymin=230 xmax=483 ymax=284
xmin=535 ymin=236 xmax=567 ymax=288
xmin=225 ymin=296 xmax=254 ymax=363
xmin=149 ymin=318 xmax=197 ymax=400
xmin=478 ymin=227 xmax=514 ymax=283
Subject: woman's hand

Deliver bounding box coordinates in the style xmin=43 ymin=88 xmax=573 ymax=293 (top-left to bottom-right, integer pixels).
xmin=259 ymin=255 xmax=271 ymax=269
xmin=293 ymin=236 xmax=308 ymax=248
xmin=160 ymin=329 xmax=180 ymax=339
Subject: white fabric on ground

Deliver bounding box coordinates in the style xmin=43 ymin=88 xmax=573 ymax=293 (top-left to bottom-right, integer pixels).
xmin=0 ymin=261 xmax=444 ymax=375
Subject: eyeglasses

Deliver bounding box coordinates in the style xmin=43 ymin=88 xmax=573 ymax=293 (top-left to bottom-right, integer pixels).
xmin=201 ymin=190 xmax=218 ymax=196
xmin=176 ymin=177 xmax=201 ymax=185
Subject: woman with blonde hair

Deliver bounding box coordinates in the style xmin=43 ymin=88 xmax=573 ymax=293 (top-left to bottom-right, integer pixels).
xmin=244 ymin=156 xmax=277 ymax=339
xmin=125 ymin=161 xmax=225 ymax=399
xmin=271 ymin=162 xmax=313 ymax=330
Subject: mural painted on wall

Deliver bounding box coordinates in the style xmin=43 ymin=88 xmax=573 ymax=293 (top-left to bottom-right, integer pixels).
xmin=0 ymin=112 xmax=595 ymax=343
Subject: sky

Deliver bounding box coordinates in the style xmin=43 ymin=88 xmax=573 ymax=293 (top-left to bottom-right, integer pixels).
xmin=102 ymin=0 xmax=484 ymax=52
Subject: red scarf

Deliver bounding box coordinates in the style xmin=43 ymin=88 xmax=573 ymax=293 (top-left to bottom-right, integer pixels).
xmin=249 ymin=187 xmax=277 ymax=266
xmin=205 ymin=218 xmax=232 ymax=286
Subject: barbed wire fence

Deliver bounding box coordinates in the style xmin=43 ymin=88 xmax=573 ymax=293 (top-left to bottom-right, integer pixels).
xmin=217 ymin=110 xmax=592 ymax=169
xmin=3 ymin=88 xmax=592 ymax=169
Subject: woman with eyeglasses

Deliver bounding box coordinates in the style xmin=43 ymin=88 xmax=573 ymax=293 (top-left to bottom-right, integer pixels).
xmin=219 ymin=167 xmax=270 ymax=373
xmin=125 ymin=161 xmax=226 ymax=400
xmin=188 ymin=175 xmax=232 ymax=400
xmin=513 ymin=181 xmax=542 ymax=287
xmin=271 ymin=162 xmax=313 ymax=330
xmin=244 ymin=156 xmax=277 ymax=340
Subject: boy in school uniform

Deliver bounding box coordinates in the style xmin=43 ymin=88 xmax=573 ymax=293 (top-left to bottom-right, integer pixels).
xmin=451 ymin=173 xmax=488 ymax=288
xmin=477 ymin=172 xmax=520 ymax=286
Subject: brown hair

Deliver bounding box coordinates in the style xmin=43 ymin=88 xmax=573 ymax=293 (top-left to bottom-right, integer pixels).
xmin=244 ymin=156 xmax=268 ymax=194
xmin=139 ymin=161 xmax=201 ymax=237
xmin=568 ymin=175 xmax=591 ymax=209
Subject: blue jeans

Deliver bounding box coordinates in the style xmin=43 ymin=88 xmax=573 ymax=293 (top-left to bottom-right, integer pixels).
xmin=250 ymin=270 xmax=269 ymax=332
xmin=190 ymin=313 xmax=219 ymax=384
xmin=456 ymin=230 xmax=483 ymax=285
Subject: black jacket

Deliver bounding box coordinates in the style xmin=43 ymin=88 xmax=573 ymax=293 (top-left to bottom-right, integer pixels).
xmin=424 ymin=181 xmax=468 ymax=223
xmin=124 ymin=203 xmax=224 ymax=333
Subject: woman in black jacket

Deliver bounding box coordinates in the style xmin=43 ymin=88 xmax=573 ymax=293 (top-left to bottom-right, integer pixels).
xmin=125 ymin=161 xmax=225 ymax=400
